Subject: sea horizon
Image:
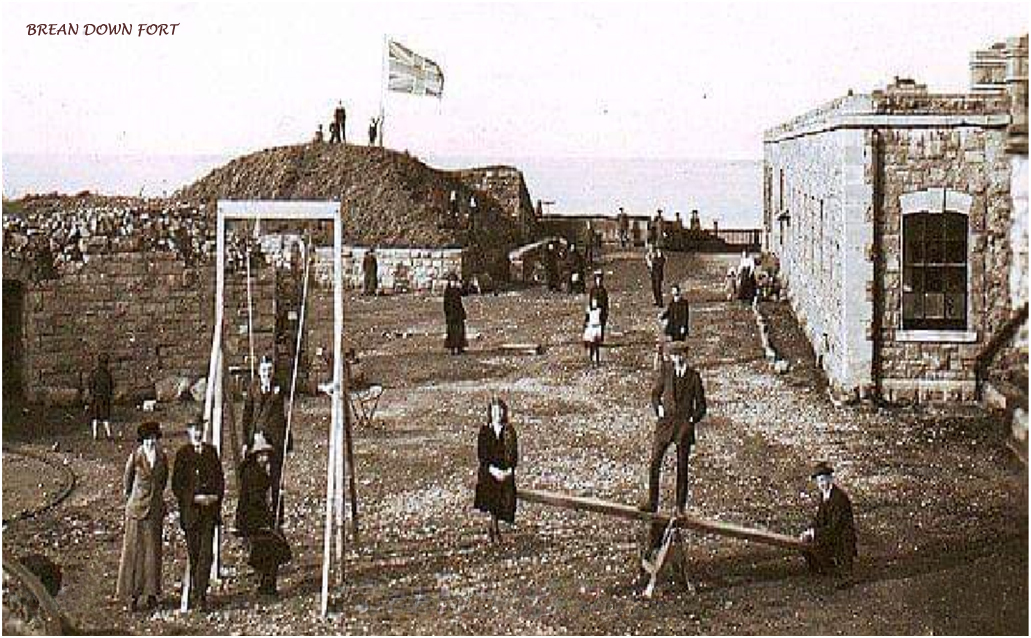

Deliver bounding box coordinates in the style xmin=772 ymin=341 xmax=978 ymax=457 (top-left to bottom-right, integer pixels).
xmin=2 ymin=152 xmax=764 ymax=228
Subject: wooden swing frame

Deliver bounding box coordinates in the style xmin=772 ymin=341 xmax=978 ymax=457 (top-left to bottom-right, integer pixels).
xmin=195 ymin=200 xmax=354 ymax=617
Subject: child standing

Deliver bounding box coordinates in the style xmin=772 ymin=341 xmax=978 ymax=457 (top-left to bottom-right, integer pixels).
xmin=583 ymin=297 xmax=604 ymax=365
xmin=88 ymin=353 xmax=115 ymax=440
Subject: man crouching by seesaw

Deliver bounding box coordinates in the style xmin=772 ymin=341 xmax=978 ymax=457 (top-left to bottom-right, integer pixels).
xmin=800 ymin=461 xmax=857 ymax=584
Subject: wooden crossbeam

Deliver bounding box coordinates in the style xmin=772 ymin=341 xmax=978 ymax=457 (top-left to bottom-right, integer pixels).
xmin=517 ymin=488 xmax=808 ymax=553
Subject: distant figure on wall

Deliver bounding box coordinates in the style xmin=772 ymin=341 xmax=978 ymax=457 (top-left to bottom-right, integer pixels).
xmin=369 ymin=117 xmax=380 ymax=146
xmin=617 ymin=207 xmax=630 ymax=248
xmin=328 ymin=121 xmax=341 ymax=145
xmin=443 ymin=274 xmax=467 ymax=355
xmin=313 ymin=124 xmax=324 ymax=144
xmin=88 ymin=353 xmax=116 ymax=440
xmin=333 ymin=101 xmax=346 ymax=144
xmin=362 ymin=248 xmax=378 ymax=296
xmin=689 ymin=210 xmax=701 ymax=231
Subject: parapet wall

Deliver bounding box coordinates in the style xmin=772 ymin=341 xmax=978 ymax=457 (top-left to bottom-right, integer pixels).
xmin=16 ymin=251 xmax=279 ymax=404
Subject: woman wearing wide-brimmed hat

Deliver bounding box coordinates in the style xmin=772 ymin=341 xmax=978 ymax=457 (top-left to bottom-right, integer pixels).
xmin=116 ymin=421 xmax=169 ymax=611
xmin=235 ymin=432 xmax=292 ymax=597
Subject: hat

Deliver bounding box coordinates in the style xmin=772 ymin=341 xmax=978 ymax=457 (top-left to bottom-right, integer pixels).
xmin=663 ymin=342 xmax=688 ymax=356
xmin=810 ymin=462 xmax=834 ymax=478
xmin=185 ymin=419 xmax=204 ymax=432
xmin=248 ymin=431 xmax=275 ymax=458
xmin=593 ymin=270 xmax=604 ymax=278
xmin=137 ymin=421 xmax=162 ymax=442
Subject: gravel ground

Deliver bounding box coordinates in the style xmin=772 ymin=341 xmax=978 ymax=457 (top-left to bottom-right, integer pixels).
xmin=2 ymin=251 xmax=1026 ymax=635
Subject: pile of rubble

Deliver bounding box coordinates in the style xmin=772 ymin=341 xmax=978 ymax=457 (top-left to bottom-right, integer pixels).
xmin=175 ymin=142 xmax=523 ymax=250
xmin=2 ymin=193 xmax=209 ymax=277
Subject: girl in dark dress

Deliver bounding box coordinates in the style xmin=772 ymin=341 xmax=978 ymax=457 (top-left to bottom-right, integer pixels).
xmin=474 ymin=397 xmax=519 ymax=542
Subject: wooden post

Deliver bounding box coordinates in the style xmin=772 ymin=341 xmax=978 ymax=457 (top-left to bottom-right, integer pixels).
xmin=332 ymin=207 xmax=346 ymax=582
xmin=320 ymin=390 xmax=338 ymax=617
xmin=343 ymin=361 xmax=359 ymax=541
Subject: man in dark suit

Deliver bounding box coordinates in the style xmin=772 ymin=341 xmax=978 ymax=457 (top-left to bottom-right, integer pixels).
xmin=646 ymin=246 xmax=666 ymax=307
xmin=588 ymin=270 xmax=609 ymax=338
xmin=172 ymin=420 xmax=225 ymax=609
xmin=242 ymin=355 xmax=292 ymax=524
xmin=800 ymin=462 xmax=857 ymax=577
xmin=641 ymin=341 xmax=706 ymax=515
xmin=661 ymin=284 xmax=690 ymax=341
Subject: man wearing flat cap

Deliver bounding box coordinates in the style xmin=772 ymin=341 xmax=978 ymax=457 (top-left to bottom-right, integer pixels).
xmin=800 ymin=462 xmax=857 ymax=577
xmin=171 ymin=420 xmax=224 ymax=609
xmin=640 ymin=340 xmax=707 ymax=515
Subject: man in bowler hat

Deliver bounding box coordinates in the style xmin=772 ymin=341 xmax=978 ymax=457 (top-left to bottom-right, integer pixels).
xmin=171 ymin=420 xmax=225 ymax=609
xmin=800 ymin=462 xmax=857 ymax=577
xmin=640 ymin=341 xmax=707 ymax=515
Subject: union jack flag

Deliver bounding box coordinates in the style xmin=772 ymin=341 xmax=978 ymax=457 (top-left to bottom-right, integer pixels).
xmin=387 ymin=40 xmax=444 ymax=98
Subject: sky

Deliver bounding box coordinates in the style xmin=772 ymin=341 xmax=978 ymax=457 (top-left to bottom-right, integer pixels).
xmin=1 ymin=1 xmax=1027 ymax=163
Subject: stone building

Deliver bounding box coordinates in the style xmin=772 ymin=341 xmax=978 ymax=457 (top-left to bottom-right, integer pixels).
xmin=763 ymin=35 xmax=1028 ymax=404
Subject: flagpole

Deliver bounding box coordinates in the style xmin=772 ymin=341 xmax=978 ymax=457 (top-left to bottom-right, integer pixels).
xmin=379 ymin=35 xmax=388 ymax=147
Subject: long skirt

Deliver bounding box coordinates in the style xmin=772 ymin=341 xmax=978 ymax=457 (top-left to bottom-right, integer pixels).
xmin=116 ymin=513 xmax=163 ymax=600
xmin=445 ymin=317 xmax=467 ymax=350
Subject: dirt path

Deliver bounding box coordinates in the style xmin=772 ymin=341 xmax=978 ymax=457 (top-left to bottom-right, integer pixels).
xmin=2 ymin=251 xmax=1026 ymax=634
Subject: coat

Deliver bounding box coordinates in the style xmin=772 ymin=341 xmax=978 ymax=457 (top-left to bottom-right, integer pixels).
xmin=650 ymin=361 xmax=707 ymax=446
xmin=444 ymin=286 xmax=467 ymax=349
xmin=171 ymin=442 xmax=225 ymax=531
xmin=474 ymin=422 xmax=519 ymax=523
xmin=648 ymin=253 xmax=666 ymax=282
xmin=123 ymin=447 xmax=169 ymax=521
xmin=117 ymin=447 xmax=168 ymax=599
xmin=662 ymin=298 xmax=690 ymax=340
xmin=235 ymin=456 xmax=292 ymax=570
xmin=811 ymin=485 xmax=858 ymax=565
xmin=589 ymin=284 xmax=609 ymax=326
xmin=89 ymin=365 xmax=114 ymax=420
xmin=242 ymin=381 xmax=290 ymax=455
xmin=235 ymin=456 xmax=274 ymax=536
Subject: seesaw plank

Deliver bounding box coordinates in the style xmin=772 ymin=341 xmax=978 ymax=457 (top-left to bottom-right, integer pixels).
xmin=517 ymin=488 xmax=808 ymax=553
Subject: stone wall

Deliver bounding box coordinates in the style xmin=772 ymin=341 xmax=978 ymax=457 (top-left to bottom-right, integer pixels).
xmin=763 ymin=72 xmax=1016 ymax=403
xmin=453 ymin=166 xmax=537 ymax=238
xmin=763 ymin=126 xmax=873 ymax=397
xmin=17 ymin=251 xmax=278 ymax=403
xmin=313 ymin=246 xmax=464 ymax=293
xmin=875 ymin=127 xmax=1012 ymax=402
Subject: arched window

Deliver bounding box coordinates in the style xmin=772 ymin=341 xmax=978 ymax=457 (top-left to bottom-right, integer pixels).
xmin=900 ymin=189 xmax=970 ymax=332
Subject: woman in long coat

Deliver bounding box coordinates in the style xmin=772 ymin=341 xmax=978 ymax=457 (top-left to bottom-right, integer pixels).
xmin=116 ymin=421 xmax=169 ymax=611
xmin=474 ymin=397 xmax=519 ymax=542
xmin=235 ymin=433 xmax=292 ymax=597
xmin=443 ymin=274 xmax=467 ymax=355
